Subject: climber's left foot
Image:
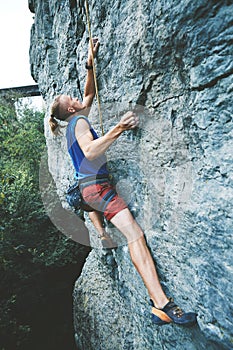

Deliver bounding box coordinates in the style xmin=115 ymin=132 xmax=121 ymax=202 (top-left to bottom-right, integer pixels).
xmin=150 ymin=298 xmax=197 ymax=327
xmin=99 ymin=234 xmax=116 ymax=248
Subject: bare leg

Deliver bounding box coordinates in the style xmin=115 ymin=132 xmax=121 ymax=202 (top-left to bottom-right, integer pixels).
xmin=88 ymin=211 xmax=105 ymax=236
xmin=110 ymin=208 xmax=169 ymax=309
xmin=88 ymin=211 xmax=116 ymax=247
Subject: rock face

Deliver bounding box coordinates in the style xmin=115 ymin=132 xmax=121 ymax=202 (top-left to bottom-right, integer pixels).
xmin=29 ymin=0 xmax=233 ymax=349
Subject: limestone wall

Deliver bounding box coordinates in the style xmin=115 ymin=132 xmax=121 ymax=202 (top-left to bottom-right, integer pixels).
xmin=29 ymin=0 xmax=233 ymax=349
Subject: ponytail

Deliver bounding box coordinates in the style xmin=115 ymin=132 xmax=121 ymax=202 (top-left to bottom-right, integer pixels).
xmin=49 ymin=95 xmax=72 ymax=135
xmin=49 ymin=95 xmax=63 ymax=135
xmin=49 ymin=114 xmax=60 ymax=135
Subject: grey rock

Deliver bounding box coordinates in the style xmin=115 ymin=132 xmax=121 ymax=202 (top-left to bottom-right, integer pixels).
xmin=30 ymin=0 xmax=233 ymax=349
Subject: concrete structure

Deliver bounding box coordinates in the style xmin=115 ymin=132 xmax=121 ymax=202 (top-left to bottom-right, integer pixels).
xmin=0 ymin=84 xmax=41 ymax=98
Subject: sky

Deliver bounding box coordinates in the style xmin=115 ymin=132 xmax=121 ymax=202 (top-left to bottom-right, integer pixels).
xmin=0 ymin=1 xmax=36 ymax=89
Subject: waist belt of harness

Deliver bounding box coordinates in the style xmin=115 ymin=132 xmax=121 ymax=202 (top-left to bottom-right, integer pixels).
xmin=79 ymin=176 xmax=109 ymax=190
xmin=79 ymin=174 xmax=109 ymax=184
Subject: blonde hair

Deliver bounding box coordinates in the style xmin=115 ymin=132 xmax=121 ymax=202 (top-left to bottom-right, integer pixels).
xmin=49 ymin=95 xmax=69 ymax=135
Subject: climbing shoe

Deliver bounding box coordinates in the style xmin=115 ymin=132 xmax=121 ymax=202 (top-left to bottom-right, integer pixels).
xmin=99 ymin=234 xmax=116 ymax=249
xmin=150 ymin=298 xmax=197 ymax=327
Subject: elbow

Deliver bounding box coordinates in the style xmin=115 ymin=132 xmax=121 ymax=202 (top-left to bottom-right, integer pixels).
xmin=88 ymin=92 xmax=95 ymax=99
xmin=85 ymin=153 xmax=96 ymax=161
xmin=83 ymin=94 xmax=95 ymax=109
xmin=83 ymin=147 xmax=96 ymax=161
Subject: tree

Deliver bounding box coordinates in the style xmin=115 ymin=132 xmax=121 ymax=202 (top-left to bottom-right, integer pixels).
xmin=0 ymin=95 xmax=90 ymax=350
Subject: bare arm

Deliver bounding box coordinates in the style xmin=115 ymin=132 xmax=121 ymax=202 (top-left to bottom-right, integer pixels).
xmin=75 ymin=112 xmax=139 ymax=161
xmin=82 ymin=38 xmax=100 ymax=110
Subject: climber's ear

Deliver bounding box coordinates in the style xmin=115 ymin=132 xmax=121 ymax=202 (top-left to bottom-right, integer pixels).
xmin=68 ymin=107 xmax=75 ymax=113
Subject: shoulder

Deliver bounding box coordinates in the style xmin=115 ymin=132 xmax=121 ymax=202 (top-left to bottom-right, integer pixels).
xmin=75 ymin=116 xmax=91 ymax=130
xmin=74 ymin=116 xmax=94 ymax=140
xmin=67 ymin=115 xmax=90 ymax=129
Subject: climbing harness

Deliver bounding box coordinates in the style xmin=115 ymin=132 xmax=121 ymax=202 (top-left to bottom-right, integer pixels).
xmin=84 ymin=0 xmax=104 ymax=136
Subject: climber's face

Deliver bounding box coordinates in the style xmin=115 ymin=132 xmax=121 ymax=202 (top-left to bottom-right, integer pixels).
xmin=59 ymin=95 xmax=84 ymax=117
xmin=69 ymin=95 xmax=84 ymax=111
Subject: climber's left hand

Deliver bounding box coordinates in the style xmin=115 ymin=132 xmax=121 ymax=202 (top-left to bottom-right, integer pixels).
xmin=87 ymin=37 xmax=100 ymax=63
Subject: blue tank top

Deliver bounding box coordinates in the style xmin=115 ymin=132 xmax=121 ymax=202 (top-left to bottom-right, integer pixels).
xmin=66 ymin=115 xmax=109 ymax=180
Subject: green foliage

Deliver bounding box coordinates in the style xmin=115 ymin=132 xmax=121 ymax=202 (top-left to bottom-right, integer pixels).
xmin=0 ymin=95 xmax=90 ymax=350
xmin=0 ymin=100 xmax=45 ymax=229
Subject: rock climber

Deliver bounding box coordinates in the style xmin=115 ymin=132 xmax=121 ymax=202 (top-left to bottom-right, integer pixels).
xmin=49 ymin=37 xmax=197 ymax=326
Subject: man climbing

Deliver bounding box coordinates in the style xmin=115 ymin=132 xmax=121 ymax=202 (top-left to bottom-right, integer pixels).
xmin=49 ymin=38 xmax=197 ymax=327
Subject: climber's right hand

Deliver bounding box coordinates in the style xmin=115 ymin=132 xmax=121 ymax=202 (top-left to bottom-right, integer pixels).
xmin=118 ymin=111 xmax=139 ymax=131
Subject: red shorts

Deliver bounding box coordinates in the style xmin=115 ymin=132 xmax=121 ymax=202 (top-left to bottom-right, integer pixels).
xmin=81 ymin=181 xmax=127 ymax=221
